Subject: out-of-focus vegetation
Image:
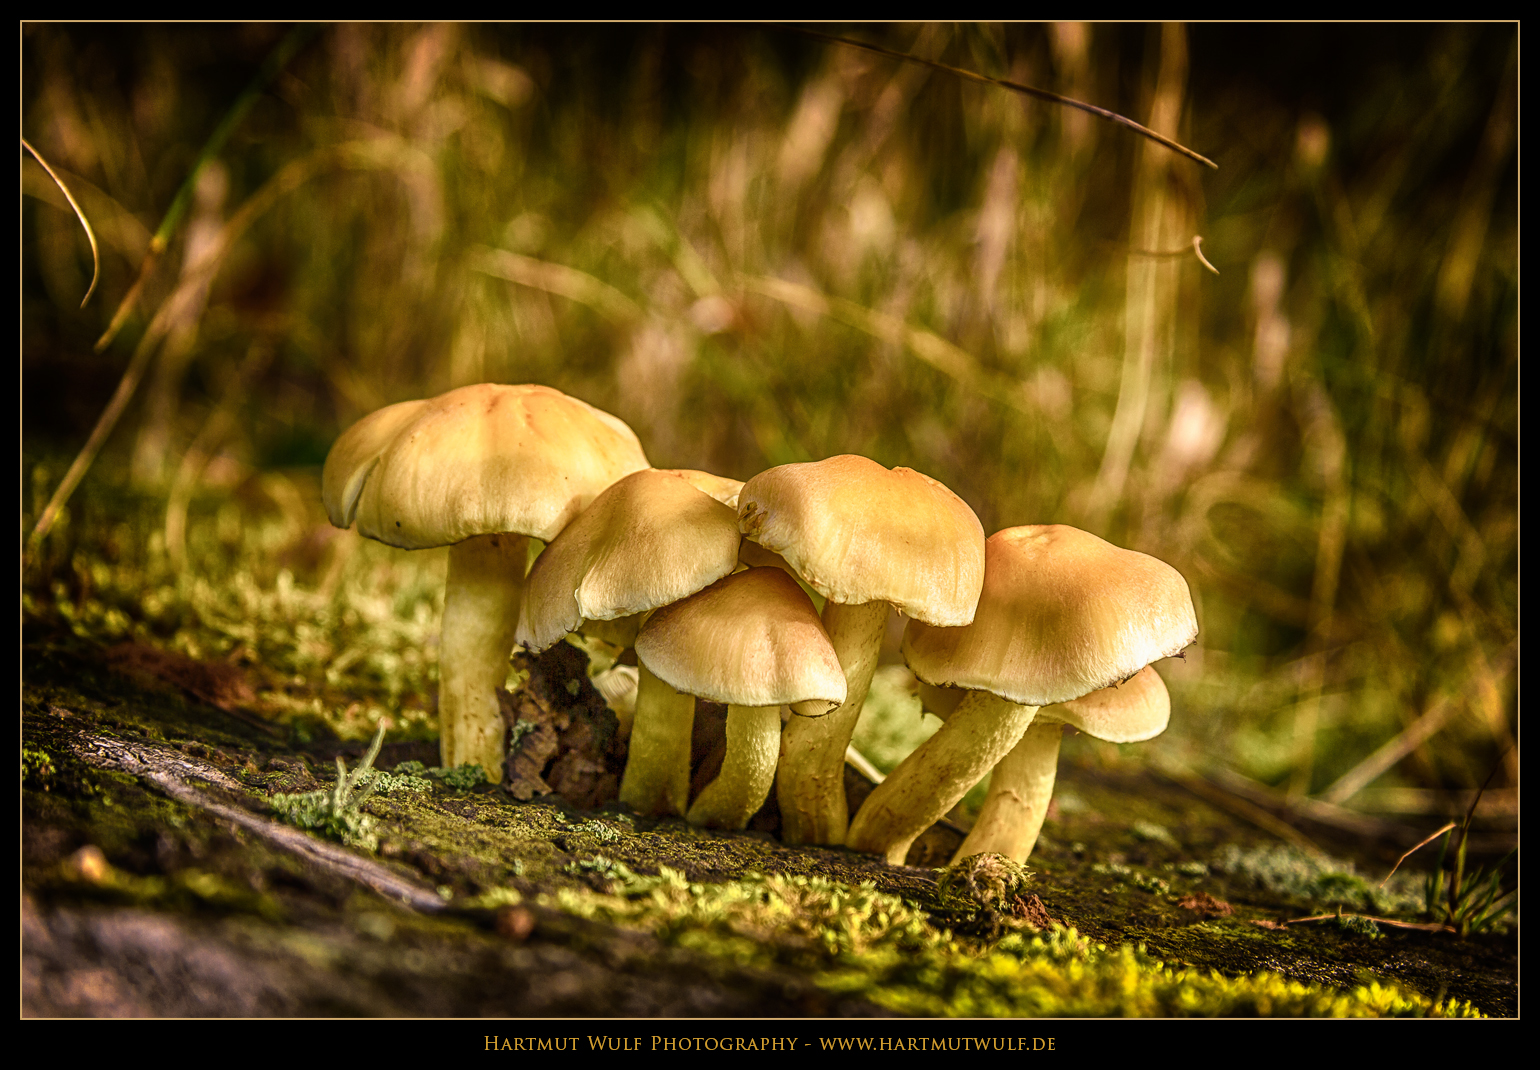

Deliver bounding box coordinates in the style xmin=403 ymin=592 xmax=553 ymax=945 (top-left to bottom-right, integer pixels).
xmin=23 ymin=25 xmax=1516 ymax=829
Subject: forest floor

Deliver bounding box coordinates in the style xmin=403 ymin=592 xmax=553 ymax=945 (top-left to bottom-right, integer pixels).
xmin=22 ymin=624 xmax=1516 ymax=1020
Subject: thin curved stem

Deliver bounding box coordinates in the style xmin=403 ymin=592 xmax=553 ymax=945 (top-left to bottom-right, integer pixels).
xmin=846 ymin=691 xmax=1037 ymax=865
xmin=950 ymin=719 xmax=1063 ymax=864
xmin=688 ymin=704 xmax=781 ymax=829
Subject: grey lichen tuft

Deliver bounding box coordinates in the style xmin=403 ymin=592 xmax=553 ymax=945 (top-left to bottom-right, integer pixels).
xmin=269 ymin=722 xmax=388 ymax=851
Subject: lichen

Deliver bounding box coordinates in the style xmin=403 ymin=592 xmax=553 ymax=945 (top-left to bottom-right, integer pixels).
xmin=269 ymin=724 xmax=387 ymax=851
xmin=1213 ymin=843 xmax=1422 ymax=916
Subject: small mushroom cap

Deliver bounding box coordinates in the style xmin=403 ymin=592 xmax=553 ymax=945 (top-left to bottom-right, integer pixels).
xmin=903 ymin=525 xmax=1197 ymax=707
xmin=1040 ymin=664 xmax=1171 ymax=743
xmin=517 ymin=468 xmax=742 ymax=651
xmin=737 ymin=454 xmax=985 ymax=625
xmin=635 ymin=567 xmax=847 ymax=710
xmin=332 ymin=383 xmax=649 ymax=550
xmin=664 ymin=469 xmax=744 ymax=509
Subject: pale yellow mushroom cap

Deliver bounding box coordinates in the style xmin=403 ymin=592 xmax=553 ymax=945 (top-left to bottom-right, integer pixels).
xmin=1042 ymin=664 xmax=1171 ymax=743
xmin=517 ymin=468 xmax=742 ymax=652
xmin=902 ymin=525 xmax=1197 ymax=707
xmin=664 ymin=469 xmax=744 ymax=509
xmin=325 ymin=383 xmax=650 ymax=550
xmin=634 ymin=567 xmax=847 ymax=711
xmin=737 ymin=454 xmax=985 ymax=626
xmin=321 ymin=397 xmax=432 ymax=529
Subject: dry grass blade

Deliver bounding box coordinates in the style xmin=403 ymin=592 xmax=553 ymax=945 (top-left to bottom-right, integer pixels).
xmin=26 ymin=140 xmax=411 ymax=564
xmin=92 ymin=24 xmax=319 ymax=353
xmin=740 ymin=274 xmax=1032 ymax=416
xmin=1161 ymin=769 xmax=1325 ymax=857
xmin=1318 ymin=698 xmax=1459 ymax=806
xmin=470 ymin=246 xmax=642 ymax=323
xmin=1379 ymin=821 xmax=1456 ymax=888
xmin=21 ymin=138 xmax=100 ymax=308
xmin=780 ymin=24 xmax=1219 ymax=169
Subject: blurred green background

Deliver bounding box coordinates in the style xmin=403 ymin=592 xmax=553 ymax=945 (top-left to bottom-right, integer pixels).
xmin=22 ymin=24 xmax=1516 ymax=826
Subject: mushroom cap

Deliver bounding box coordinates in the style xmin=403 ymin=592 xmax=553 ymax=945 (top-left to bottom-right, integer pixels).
xmin=902 ymin=525 xmax=1197 ymax=707
xmin=1040 ymin=664 xmax=1171 ymax=743
xmin=517 ymin=468 xmax=743 ymax=652
xmin=321 ymin=397 xmax=433 ymax=528
xmin=736 ymin=454 xmax=986 ymax=626
xmin=634 ymin=567 xmax=847 ymax=710
xmin=326 ymin=383 xmax=650 ymax=550
xmin=664 ymin=469 xmax=744 ymax=509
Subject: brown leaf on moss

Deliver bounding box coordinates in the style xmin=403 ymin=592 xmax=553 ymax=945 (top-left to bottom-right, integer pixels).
xmin=1016 ymin=893 xmax=1060 ymax=930
xmin=1177 ymin=892 xmax=1235 ymax=918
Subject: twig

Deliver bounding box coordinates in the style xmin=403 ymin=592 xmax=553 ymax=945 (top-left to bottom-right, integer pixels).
xmin=1109 ymin=235 xmax=1220 ymax=275
xmin=1284 ymin=912 xmax=1454 ymax=934
xmin=93 ymin=23 xmax=320 ymax=353
xmin=1191 ymin=235 xmax=1219 ymax=274
xmin=777 ymin=24 xmax=1218 ymax=170
xmin=71 ymin=725 xmax=446 ymax=912
xmin=22 ymin=138 xmax=100 ymax=308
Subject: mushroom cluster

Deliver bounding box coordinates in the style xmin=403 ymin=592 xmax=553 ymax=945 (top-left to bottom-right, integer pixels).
xmin=324 ymin=384 xmax=1196 ymax=860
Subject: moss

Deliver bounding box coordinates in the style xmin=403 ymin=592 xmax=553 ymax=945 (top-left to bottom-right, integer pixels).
xmin=936 ymin=853 xmax=1035 ymax=913
xmin=23 ymin=745 xmax=57 ymax=789
xmin=515 ymin=866 xmax=1481 ymax=1018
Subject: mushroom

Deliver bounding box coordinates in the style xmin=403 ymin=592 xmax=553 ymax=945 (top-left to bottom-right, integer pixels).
xmin=634 ymin=566 xmax=846 ymax=829
xmin=516 ymin=467 xmax=743 ymax=816
xmin=845 ymin=524 xmax=1196 ymax=865
xmin=321 ymin=383 xmax=650 ymax=783
xmin=736 ymin=455 xmax=985 ymax=846
xmin=950 ymin=664 xmax=1171 ymax=863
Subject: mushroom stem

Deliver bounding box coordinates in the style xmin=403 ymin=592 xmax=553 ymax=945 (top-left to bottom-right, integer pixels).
xmin=618 ymin=662 xmax=696 ymax=816
xmin=950 ymin=718 xmax=1064 ymax=864
xmin=687 ymin=704 xmax=782 ymax=829
xmin=846 ymin=691 xmax=1038 ymax=865
xmin=777 ymin=599 xmax=887 ymax=845
xmin=439 ymin=533 xmax=530 ymax=783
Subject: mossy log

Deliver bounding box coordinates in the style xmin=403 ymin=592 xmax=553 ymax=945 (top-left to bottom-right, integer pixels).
xmin=22 ymin=628 xmax=1515 ymax=1018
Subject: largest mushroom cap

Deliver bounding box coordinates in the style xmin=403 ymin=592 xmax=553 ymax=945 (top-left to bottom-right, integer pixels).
xmin=322 ymin=397 xmax=433 ymax=529
xmin=902 ymin=525 xmax=1198 ymax=707
xmin=330 ymin=383 xmax=650 ymax=550
xmin=737 ymin=454 xmax=985 ymax=626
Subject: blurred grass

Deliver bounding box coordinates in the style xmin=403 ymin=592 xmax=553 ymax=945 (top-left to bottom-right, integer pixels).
xmin=22 ymin=24 xmax=1516 ymax=818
